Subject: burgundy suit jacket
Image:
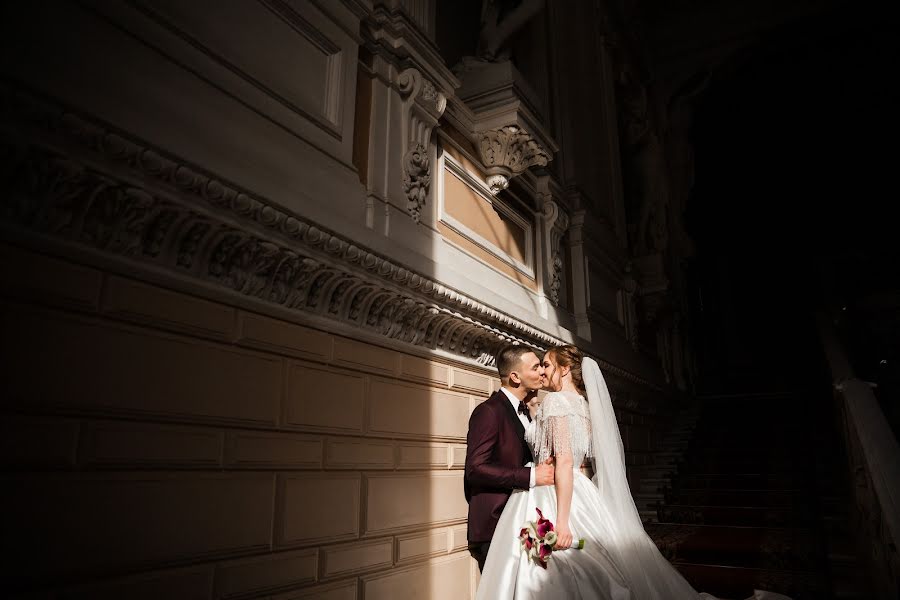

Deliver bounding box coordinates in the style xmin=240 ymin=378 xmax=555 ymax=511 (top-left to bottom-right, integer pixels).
xmin=464 ymin=390 xmax=533 ymax=543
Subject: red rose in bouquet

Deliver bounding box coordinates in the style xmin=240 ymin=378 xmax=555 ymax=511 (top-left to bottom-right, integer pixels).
xmin=519 ymin=507 xmax=585 ymax=568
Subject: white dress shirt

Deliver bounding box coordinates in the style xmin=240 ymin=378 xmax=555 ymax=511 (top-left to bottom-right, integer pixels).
xmin=499 ymin=387 xmax=537 ymax=488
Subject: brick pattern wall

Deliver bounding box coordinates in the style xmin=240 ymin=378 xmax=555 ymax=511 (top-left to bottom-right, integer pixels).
xmin=1 ymin=242 xmax=487 ymax=599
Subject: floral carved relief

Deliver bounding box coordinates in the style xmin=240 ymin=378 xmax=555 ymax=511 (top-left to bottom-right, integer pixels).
xmin=541 ymin=199 xmax=569 ymax=306
xmin=0 ymin=84 xmax=659 ymax=390
xmin=402 ymin=143 xmax=430 ymax=223
xmin=396 ymin=69 xmax=446 ymax=222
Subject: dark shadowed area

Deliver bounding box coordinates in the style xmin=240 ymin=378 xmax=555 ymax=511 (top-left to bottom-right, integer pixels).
xmin=685 ymin=5 xmax=899 ymax=394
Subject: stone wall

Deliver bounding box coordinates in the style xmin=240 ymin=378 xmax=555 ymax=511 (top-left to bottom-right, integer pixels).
xmin=0 ymin=243 xmax=672 ymax=597
xmin=2 ymin=243 xmax=486 ymax=598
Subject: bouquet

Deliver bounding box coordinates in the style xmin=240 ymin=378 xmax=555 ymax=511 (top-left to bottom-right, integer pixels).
xmin=519 ymin=508 xmax=585 ymax=568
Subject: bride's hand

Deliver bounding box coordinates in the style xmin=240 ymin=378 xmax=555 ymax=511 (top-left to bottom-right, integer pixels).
xmin=554 ymin=524 xmax=573 ymax=550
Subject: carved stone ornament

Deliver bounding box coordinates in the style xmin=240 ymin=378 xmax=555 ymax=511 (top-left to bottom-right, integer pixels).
xmin=548 ymin=254 xmax=563 ymax=306
xmin=402 ymin=143 xmax=430 ymax=222
xmin=396 ymin=68 xmax=446 ymax=222
xmin=541 ymin=200 xmax=570 ymax=306
xmin=0 ymin=84 xmax=659 ymax=390
xmin=478 ymin=125 xmax=551 ymax=194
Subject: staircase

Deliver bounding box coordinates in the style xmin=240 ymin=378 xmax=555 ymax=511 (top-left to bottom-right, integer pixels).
xmin=636 ymin=409 xmax=699 ymax=525
xmin=639 ymin=393 xmax=870 ymax=600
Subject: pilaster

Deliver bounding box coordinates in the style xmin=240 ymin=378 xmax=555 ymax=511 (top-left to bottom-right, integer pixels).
xmin=567 ymin=209 xmax=591 ymax=341
xmin=361 ymin=0 xmax=457 ymax=228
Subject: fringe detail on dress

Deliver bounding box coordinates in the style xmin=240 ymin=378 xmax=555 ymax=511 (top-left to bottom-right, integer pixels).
xmin=531 ymin=392 xmax=593 ymax=465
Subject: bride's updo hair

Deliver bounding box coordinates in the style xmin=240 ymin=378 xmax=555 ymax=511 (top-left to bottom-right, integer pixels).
xmin=546 ymin=344 xmax=586 ymax=396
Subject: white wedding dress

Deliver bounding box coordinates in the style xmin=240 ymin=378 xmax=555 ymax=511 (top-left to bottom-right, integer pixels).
xmin=476 ymin=360 xmax=792 ymax=600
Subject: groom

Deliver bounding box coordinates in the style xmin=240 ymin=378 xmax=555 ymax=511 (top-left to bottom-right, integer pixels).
xmin=464 ymin=344 xmax=555 ymax=572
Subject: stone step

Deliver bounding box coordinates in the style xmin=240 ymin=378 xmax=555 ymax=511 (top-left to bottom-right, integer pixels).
xmin=828 ymin=558 xmax=872 ymax=599
xmin=633 ymin=492 xmax=664 ymax=512
xmin=672 ymin=561 xmax=828 ymax=600
xmin=686 ymin=443 xmax=828 ymax=454
xmin=639 ymin=508 xmax=659 ymax=524
xmin=831 ymin=586 xmax=868 ymax=600
xmin=666 ymin=426 xmax=694 ymax=434
xmin=677 ymin=459 xmax=812 ymax=473
xmin=689 ymin=427 xmax=813 ymax=438
xmin=665 ymin=489 xmax=809 ymax=508
xmin=819 ymin=495 xmax=852 ymax=513
xmin=656 ymin=503 xmax=821 ymax=528
xmin=657 ymin=447 xmax=688 ymax=457
xmin=639 ymin=477 xmax=672 ymax=493
xmin=652 ymin=451 xmax=683 ymax=464
xmin=657 ymin=394 xmax=859 ymax=599
xmin=660 ymin=437 xmax=691 ymax=446
xmin=668 ymin=428 xmax=696 ymax=436
xmin=673 ymin=474 xmax=806 ymax=490
xmin=644 ymin=467 xmax=677 ymax=479
xmin=646 ymin=523 xmax=824 ymax=571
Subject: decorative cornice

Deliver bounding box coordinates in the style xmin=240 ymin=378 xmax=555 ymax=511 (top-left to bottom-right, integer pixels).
xmin=0 ymin=84 xmax=660 ymax=390
xmin=362 ymin=4 xmax=458 ymax=95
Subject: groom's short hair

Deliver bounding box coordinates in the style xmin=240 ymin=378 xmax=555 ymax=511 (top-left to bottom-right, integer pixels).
xmin=495 ymin=344 xmax=537 ymax=379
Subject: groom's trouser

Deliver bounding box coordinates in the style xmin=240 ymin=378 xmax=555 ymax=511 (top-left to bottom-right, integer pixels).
xmin=468 ymin=542 xmax=491 ymax=572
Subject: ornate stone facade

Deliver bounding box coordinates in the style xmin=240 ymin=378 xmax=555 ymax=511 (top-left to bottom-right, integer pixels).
xmin=0 ymin=2 xmax=691 ymax=598
xmin=0 ymin=87 xmax=549 ymax=365
xmin=0 ymin=84 xmax=660 ymax=391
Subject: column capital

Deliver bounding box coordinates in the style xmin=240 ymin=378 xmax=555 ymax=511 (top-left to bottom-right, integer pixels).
xmin=476 ymin=125 xmax=551 ymax=194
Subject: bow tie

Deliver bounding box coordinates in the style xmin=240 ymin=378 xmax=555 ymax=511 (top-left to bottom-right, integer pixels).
xmin=517 ymin=400 xmax=532 ymax=423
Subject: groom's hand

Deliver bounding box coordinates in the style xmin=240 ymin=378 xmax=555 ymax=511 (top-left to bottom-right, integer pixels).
xmin=535 ymin=458 xmax=555 ymax=486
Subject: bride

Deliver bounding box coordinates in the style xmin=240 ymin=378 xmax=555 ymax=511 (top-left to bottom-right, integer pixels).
xmin=475 ymin=344 xmax=791 ymax=600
